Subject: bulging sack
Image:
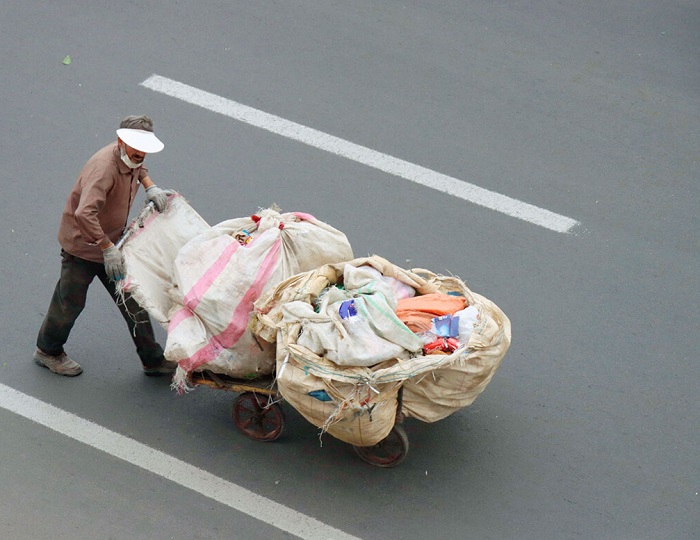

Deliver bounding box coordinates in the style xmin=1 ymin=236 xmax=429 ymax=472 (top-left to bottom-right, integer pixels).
xmin=119 ymin=200 xmax=354 ymax=388
xmin=165 ymin=207 xmax=354 ymax=389
xmin=251 ymin=256 xmax=511 ymax=444
xmin=120 ymin=194 xmax=210 ymax=324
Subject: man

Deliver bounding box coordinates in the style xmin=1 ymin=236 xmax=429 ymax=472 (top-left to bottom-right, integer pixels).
xmin=34 ymin=115 xmax=176 ymax=377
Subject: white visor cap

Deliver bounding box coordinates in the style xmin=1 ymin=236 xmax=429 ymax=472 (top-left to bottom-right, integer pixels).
xmin=116 ymin=128 xmax=164 ymax=153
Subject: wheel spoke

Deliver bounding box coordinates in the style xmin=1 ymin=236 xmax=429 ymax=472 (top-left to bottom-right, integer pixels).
xmin=238 ymin=416 xmax=255 ymax=429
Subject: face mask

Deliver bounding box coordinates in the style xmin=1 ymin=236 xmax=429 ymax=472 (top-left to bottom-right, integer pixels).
xmin=120 ymin=146 xmax=143 ymax=169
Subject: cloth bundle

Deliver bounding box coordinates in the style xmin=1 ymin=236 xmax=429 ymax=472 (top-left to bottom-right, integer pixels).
xmin=251 ymin=256 xmax=511 ymax=446
xmin=283 ymin=265 xmax=424 ymax=367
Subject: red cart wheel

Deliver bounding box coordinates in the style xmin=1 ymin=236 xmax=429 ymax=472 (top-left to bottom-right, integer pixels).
xmin=232 ymin=392 xmax=285 ymax=442
xmin=353 ymin=424 xmax=409 ymax=467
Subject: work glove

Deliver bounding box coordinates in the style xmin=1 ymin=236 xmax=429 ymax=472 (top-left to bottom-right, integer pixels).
xmin=102 ymin=245 xmax=125 ymax=281
xmin=145 ymin=185 xmax=175 ymax=212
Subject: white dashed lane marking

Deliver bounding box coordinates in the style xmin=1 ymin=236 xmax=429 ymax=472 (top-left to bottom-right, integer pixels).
xmin=0 ymin=383 xmax=361 ymax=540
xmin=141 ymin=74 xmax=580 ymax=234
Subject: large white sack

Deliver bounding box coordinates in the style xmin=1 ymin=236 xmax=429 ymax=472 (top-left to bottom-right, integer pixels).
xmin=119 ymin=201 xmax=354 ymax=387
xmin=119 ymin=194 xmax=211 ymax=324
xmin=167 ymin=207 xmax=354 ymax=388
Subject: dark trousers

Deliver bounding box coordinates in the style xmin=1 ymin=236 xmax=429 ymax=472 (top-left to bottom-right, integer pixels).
xmin=36 ymin=250 xmax=165 ymax=368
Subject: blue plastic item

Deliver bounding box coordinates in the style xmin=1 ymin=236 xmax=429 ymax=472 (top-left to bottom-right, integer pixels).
xmin=433 ymin=314 xmax=460 ymax=337
xmin=338 ymin=299 xmax=357 ymax=319
xmin=308 ymin=390 xmax=333 ymax=402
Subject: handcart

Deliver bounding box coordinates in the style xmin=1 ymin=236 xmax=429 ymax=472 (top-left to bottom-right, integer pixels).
xmin=116 ymin=199 xmax=413 ymax=467
xmin=117 ymin=199 xmax=509 ymax=469
xmin=186 ymin=370 xmax=410 ymax=467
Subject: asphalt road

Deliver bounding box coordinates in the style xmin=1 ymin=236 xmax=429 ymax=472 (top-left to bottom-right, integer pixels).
xmin=1 ymin=1 xmax=698 ymax=539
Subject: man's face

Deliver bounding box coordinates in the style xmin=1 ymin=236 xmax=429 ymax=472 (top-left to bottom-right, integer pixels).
xmin=118 ymin=140 xmax=147 ymax=164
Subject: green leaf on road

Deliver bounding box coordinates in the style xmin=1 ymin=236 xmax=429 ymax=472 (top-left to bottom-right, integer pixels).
xmin=62 ymin=55 xmax=72 ymax=65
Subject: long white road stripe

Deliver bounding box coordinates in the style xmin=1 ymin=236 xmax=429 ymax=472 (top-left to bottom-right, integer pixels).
xmin=0 ymin=383 xmax=360 ymax=540
xmin=141 ymin=74 xmax=579 ymax=234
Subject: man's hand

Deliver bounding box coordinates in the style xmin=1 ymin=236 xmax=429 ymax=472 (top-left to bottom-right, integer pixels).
xmin=145 ymin=185 xmax=175 ymax=212
xmin=102 ymin=245 xmax=125 ymax=281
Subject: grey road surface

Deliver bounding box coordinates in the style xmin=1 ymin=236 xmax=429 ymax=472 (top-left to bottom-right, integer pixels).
xmin=1 ymin=1 xmax=698 ymax=539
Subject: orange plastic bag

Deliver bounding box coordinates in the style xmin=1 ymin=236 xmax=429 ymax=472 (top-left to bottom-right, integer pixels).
xmin=395 ymin=293 xmax=467 ymax=332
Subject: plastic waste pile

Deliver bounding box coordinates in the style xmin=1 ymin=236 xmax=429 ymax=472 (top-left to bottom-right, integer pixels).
xmin=250 ymin=256 xmax=511 ymax=446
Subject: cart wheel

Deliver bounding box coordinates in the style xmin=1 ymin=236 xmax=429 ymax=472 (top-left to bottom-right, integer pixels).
xmin=232 ymin=392 xmax=285 ymax=442
xmin=353 ymin=424 xmax=409 ymax=467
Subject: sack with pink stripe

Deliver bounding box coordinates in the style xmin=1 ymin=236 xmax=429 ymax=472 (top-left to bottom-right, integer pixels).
xmin=165 ymin=207 xmax=354 ymax=390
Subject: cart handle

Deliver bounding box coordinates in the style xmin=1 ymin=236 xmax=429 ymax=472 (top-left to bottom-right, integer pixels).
xmin=116 ymin=201 xmax=156 ymax=250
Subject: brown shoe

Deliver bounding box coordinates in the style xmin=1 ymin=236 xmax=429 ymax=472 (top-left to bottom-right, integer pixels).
xmin=34 ymin=349 xmax=83 ymax=377
xmin=143 ymin=360 xmax=178 ymax=377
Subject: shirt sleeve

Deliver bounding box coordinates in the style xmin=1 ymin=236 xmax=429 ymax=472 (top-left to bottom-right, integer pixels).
xmin=74 ymin=162 xmax=113 ymax=245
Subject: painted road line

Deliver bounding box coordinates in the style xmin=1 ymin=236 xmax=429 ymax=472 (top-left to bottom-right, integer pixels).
xmin=141 ymin=74 xmax=580 ymax=234
xmin=0 ymin=383 xmax=361 ymax=540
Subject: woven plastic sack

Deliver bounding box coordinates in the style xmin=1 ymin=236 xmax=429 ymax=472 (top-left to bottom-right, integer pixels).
xmin=166 ymin=208 xmax=354 ymax=389
xmin=119 ymin=194 xmax=211 ymax=324
xmin=251 ymin=256 xmax=511 ymax=445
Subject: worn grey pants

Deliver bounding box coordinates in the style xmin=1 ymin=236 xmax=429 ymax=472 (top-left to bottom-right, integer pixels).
xmin=36 ymin=250 xmax=165 ymax=368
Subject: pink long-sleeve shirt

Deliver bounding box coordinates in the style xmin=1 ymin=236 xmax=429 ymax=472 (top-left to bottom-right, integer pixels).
xmin=57 ymin=142 xmax=148 ymax=262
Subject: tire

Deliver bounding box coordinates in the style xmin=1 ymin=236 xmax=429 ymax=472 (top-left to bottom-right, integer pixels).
xmin=231 ymin=392 xmax=285 ymax=442
xmin=353 ymin=424 xmax=409 ymax=467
